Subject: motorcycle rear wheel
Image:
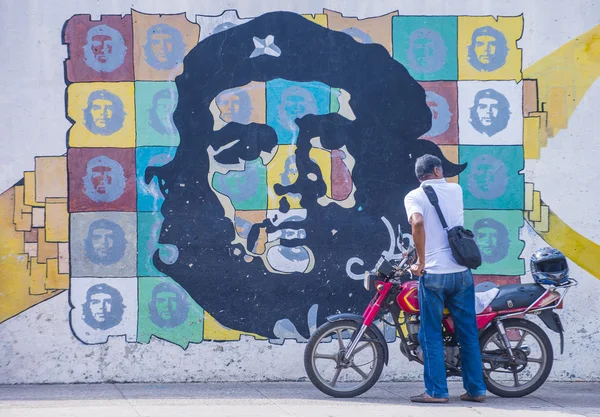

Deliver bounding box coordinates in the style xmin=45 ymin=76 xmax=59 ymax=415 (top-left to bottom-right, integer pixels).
xmin=479 ymin=318 xmax=553 ymax=397
xmin=304 ymin=320 xmax=385 ymax=398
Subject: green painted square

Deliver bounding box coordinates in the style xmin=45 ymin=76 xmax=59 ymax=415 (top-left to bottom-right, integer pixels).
xmin=330 ymin=88 xmax=341 ymax=113
xmin=137 ymin=277 xmax=204 ymax=349
xmin=465 ymin=210 xmax=525 ymax=276
xmin=135 ymin=81 xmax=180 ymax=146
xmin=212 ymin=159 xmax=268 ymax=210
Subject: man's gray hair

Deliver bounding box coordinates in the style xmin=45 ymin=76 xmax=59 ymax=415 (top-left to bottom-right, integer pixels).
xmin=415 ymin=154 xmax=442 ymax=179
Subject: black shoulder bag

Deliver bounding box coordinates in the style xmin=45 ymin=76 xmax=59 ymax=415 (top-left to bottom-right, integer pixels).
xmin=422 ymin=185 xmax=482 ymax=270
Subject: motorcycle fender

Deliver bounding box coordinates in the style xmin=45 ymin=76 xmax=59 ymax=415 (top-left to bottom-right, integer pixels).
xmin=326 ymin=313 xmax=389 ymax=365
xmin=538 ymin=310 xmax=565 ymax=354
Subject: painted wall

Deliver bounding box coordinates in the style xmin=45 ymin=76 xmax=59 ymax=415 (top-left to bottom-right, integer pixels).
xmin=1 ymin=0 xmax=600 ymax=383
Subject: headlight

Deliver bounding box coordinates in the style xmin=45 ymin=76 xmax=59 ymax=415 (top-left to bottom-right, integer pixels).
xmin=364 ymin=271 xmax=371 ymax=290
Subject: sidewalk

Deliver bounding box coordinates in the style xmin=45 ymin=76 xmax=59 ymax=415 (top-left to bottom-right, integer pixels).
xmin=0 ymin=381 xmax=598 ymax=417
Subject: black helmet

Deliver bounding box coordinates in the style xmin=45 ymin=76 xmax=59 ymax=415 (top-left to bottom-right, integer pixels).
xmin=530 ymin=247 xmax=569 ymax=285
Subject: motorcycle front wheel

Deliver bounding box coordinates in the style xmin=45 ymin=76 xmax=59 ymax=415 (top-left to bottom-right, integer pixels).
xmin=480 ymin=318 xmax=554 ymax=397
xmin=304 ymin=320 xmax=385 ymax=398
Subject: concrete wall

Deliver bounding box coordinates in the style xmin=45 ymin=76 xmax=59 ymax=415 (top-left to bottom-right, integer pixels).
xmin=1 ymin=0 xmax=600 ymax=383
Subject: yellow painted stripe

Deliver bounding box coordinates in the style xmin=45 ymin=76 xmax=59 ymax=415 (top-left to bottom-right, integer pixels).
xmin=524 ymin=24 xmax=600 ymax=138
xmin=528 ymin=206 xmax=600 ymax=280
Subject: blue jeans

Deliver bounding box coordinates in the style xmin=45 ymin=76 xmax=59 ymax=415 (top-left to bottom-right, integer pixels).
xmin=417 ymin=269 xmax=487 ymax=398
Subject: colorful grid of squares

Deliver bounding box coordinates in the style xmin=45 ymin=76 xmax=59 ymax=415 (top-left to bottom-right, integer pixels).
xmin=65 ymin=11 xmax=528 ymax=346
xmin=65 ymin=11 xmax=202 ymax=347
xmin=389 ymin=15 xmax=526 ymax=278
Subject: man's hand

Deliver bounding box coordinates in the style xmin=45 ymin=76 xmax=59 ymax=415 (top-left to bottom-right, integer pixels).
xmin=411 ymin=261 xmax=425 ymax=276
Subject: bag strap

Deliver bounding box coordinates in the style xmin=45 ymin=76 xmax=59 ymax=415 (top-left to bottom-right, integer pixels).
xmin=422 ymin=185 xmax=449 ymax=230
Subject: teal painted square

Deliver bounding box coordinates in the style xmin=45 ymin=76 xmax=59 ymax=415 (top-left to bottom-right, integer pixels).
xmin=136 ymin=146 xmax=177 ymax=212
xmin=459 ymin=145 xmax=524 ymax=210
xmin=266 ymin=79 xmax=331 ymax=145
xmin=138 ymin=212 xmax=167 ymax=277
xmin=137 ymin=277 xmax=204 ymax=349
xmin=392 ymin=16 xmax=458 ymax=81
xmin=135 ymin=82 xmax=180 ymax=146
xmin=465 ymin=210 xmax=525 ymax=276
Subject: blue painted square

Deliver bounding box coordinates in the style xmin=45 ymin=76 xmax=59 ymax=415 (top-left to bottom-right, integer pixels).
xmin=266 ymin=79 xmax=331 ymax=145
xmin=136 ymin=146 xmax=177 ymax=212
xmin=138 ymin=211 xmax=167 ymax=277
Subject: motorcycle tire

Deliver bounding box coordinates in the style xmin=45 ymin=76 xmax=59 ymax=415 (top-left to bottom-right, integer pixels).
xmin=479 ymin=318 xmax=554 ymax=398
xmin=304 ymin=320 xmax=386 ymax=398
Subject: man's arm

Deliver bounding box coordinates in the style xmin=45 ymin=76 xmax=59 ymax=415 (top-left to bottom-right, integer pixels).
xmin=410 ymin=213 xmax=426 ymax=276
xmin=404 ymin=192 xmax=426 ymax=276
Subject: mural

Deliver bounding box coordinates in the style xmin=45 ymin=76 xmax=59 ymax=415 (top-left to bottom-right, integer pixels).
xmin=1 ymin=9 xmax=600 ymax=352
xmin=0 ymin=157 xmax=69 ymax=323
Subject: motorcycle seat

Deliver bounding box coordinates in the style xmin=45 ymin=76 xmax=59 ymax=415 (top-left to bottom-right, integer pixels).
xmin=488 ymin=283 xmax=547 ymax=311
xmin=474 ymin=287 xmax=499 ymax=314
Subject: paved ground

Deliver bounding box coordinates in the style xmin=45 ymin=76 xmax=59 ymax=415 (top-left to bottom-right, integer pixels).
xmin=0 ymin=381 xmax=598 ymax=417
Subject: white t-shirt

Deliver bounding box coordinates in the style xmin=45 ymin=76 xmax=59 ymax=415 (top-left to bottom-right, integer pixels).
xmin=404 ymin=178 xmax=468 ymax=274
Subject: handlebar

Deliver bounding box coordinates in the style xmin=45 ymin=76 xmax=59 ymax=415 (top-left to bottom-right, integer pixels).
xmin=371 ymin=246 xmax=428 ymax=282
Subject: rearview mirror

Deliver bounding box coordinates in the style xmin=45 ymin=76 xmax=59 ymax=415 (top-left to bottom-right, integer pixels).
xmin=375 ymin=256 xmax=394 ymax=277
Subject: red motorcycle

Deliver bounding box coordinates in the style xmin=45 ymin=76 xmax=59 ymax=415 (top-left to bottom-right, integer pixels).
xmin=304 ymin=246 xmax=577 ymax=398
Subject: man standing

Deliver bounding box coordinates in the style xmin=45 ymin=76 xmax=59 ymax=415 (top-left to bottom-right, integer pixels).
xmin=404 ymin=154 xmax=486 ymax=403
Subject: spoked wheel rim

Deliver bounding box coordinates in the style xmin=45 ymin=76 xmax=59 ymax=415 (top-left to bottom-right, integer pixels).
xmin=481 ymin=324 xmax=549 ymax=393
xmin=310 ymin=323 xmax=380 ymax=393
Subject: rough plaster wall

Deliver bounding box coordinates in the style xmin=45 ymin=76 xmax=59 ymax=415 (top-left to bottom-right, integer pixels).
xmin=526 ymin=82 xmax=600 ymax=243
xmin=1 ymin=0 xmax=600 ymax=383
xmin=1 ymin=262 xmax=598 ymax=384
